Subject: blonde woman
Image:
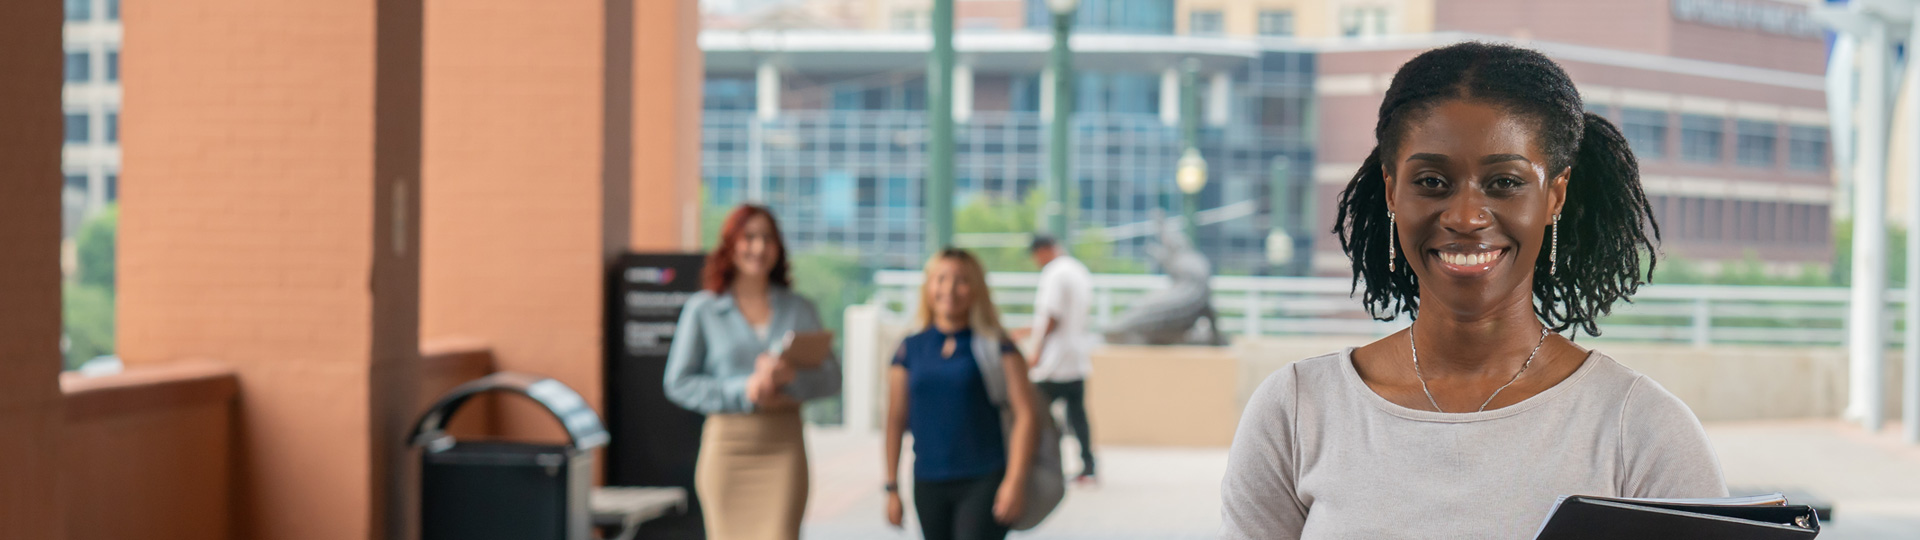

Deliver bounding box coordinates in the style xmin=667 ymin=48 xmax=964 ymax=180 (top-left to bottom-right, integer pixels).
xmin=883 ymin=248 xmax=1042 ymax=540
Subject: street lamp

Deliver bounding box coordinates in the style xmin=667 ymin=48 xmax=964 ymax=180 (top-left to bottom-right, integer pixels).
xmin=1045 ymin=0 xmax=1079 ymax=241
xmin=1176 ymin=147 xmax=1206 ymax=243
xmin=1176 ymin=58 xmax=1204 ymax=244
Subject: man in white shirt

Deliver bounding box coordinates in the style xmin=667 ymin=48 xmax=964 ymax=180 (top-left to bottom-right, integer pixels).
xmin=1018 ymin=235 xmax=1098 ymax=483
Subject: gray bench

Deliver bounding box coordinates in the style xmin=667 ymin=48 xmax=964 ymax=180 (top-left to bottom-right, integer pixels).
xmin=591 ymin=486 xmax=688 ymax=540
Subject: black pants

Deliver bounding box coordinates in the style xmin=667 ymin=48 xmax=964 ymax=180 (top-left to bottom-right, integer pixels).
xmin=1036 ymin=379 xmax=1096 ymax=476
xmin=914 ymin=471 xmax=1009 ymax=540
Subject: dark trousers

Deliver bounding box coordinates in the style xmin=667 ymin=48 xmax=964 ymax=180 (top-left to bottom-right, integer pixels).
xmin=913 ymin=471 xmax=1009 ymax=540
xmin=1035 ymin=379 xmax=1096 ymax=476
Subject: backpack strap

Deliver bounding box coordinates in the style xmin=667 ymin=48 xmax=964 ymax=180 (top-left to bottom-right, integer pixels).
xmin=972 ymin=333 xmax=1009 ymax=408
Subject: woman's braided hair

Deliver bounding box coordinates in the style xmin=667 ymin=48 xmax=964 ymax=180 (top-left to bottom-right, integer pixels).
xmin=1332 ymin=42 xmax=1660 ymax=337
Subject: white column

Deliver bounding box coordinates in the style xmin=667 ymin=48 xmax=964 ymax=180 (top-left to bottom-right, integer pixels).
xmin=1160 ymin=68 xmax=1179 ymax=127
xmin=1849 ymin=22 xmax=1891 ymax=432
xmin=842 ymin=304 xmax=881 ymax=433
xmin=750 ymin=61 xmax=779 ymax=203
xmin=1906 ymin=12 xmax=1920 ymax=444
xmin=1830 ymin=37 xmax=1858 ymax=219
xmin=1207 ymin=71 xmax=1231 ymax=127
xmin=755 ymin=61 xmax=780 ymax=122
xmin=954 ymin=62 xmax=974 ymax=124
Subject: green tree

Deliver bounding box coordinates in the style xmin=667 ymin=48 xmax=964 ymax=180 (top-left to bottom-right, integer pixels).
xmin=955 ymin=191 xmax=1145 ymax=274
xmin=1829 ymin=219 xmax=1907 ymax=288
xmin=787 ymin=248 xmax=871 ymax=426
xmin=64 ymin=282 xmax=114 ymax=369
xmin=77 ymin=204 xmax=117 ymax=294
xmin=65 ymin=204 xmax=117 ymax=369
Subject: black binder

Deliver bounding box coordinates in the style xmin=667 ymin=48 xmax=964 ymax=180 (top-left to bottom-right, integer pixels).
xmin=1533 ymin=494 xmax=1820 ymax=539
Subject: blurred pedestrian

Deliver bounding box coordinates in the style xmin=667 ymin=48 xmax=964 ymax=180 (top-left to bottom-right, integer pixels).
xmin=1015 ymin=235 xmax=1098 ymax=484
xmin=663 ymin=204 xmax=841 ymax=540
xmin=883 ymin=248 xmax=1042 ymax=540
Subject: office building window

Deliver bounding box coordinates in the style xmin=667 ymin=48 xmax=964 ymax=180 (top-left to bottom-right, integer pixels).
xmin=107 ymin=50 xmax=118 ymax=82
xmin=65 ymin=113 xmax=89 ymax=143
xmin=886 ymin=176 xmax=912 ymax=208
xmin=1680 ymin=114 xmax=1723 ymax=163
xmin=1621 ymin=108 xmax=1667 ymax=160
xmin=1258 ymin=10 xmax=1295 ymax=36
xmin=106 ymin=174 xmax=118 ymax=201
xmin=65 ymin=175 xmax=88 ymax=190
xmin=107 ymin=112 xmax=118 ymax=143
xmin=702 ymin=77 xmax=755 ymax=111
xmin=66 ymin=0 xmax=91 ymax=21
xmin=1340 ymin=7 xmax=1390 ymax=37
xmin=710 ymin=176 xmax=738 ymax=207
xmin=892 ymin=9 xmax=925 ymax=31
xmin=65 ymin=52 xmax=90 ymax=83
xmin=1788 ymin=126 xmax=1827 ymax=171
xmin=1030 ymin=0 xmax=1176 ymax=34
xmin=1735 ymin=120 xmax=1776 ymax=167
xmin=1584 ymin=103 xmax=1611 ymax=119
xmin=1189 ymin=10 xmax=1224 ymax=35
xmin=107 ymin=0 xmax=119 ymax=20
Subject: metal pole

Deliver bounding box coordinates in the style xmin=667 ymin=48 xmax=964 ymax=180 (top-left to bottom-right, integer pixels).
xmin=1691 ymin=298 xmax=1711 ymax=348
xmin=1047 ymin=8 xmax=1075 ymax=240
xmin=1849 ymin=23 xmax=1890 ymax=432
xmin=1180 ymin=59 xmax=1201 ymax=245
xmin=1270 ymin=157 xmax=1291 ymax=275
xmin=927 ymin=0 xmax=956 ymax=253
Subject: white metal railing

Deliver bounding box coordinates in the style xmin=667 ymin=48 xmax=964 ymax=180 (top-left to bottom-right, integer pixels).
xmin=869 ymin=271 xmax=1908 ymax=347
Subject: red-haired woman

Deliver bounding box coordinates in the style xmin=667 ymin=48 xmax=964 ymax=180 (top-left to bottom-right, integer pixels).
xmin=664 ymin=205 xmax=841 ymax=540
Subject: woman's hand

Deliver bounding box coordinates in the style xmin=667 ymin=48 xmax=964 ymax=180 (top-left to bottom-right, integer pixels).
xmin=754 ymin=353 xmax=797 ymax=386
xmin=992 ymin=478 xmax=1026 ymax=525
xmin=744 ymin=371 xmax=798 ymax=410
xmin=885 ymin=491 xmax=905 ymax=527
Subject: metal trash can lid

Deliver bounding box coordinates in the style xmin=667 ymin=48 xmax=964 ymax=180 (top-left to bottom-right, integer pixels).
xmin=410 ymin=372 xmax=609 ymax=451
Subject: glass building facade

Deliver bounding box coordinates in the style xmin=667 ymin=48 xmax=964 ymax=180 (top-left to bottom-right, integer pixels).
xmin=1024 ymin=0 xmax=1176 ymax=34
xmin=700 ymin=49 xmax=1317 ymax=274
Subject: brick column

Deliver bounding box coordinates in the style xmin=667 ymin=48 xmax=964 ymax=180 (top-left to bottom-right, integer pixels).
xmin=419 ymin=0 xmax=627 ymax=446
xmin=118 ymin=0 xmax=423 ymax=538
xmin=635 ymin=0 xmax=704 ymax=250
xmin=0 ymin=2 xmax=67 ymax=538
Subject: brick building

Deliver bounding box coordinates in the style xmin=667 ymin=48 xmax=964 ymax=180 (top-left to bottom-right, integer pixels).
xmin=1308 ymin=0 xmax=1834 ymax=273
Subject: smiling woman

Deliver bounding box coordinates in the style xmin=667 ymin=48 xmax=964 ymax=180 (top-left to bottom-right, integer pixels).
xmin=1221 ymin=43 xmax=1724 ymax=539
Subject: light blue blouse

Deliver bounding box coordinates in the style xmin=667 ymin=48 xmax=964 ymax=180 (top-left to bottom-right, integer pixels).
xmin=662 ymin=287 xmax=843 ymax=414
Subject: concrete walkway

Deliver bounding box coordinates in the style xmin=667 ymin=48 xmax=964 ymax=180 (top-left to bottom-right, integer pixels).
xmin=797 ymin=420 xmax=1920 ymax=539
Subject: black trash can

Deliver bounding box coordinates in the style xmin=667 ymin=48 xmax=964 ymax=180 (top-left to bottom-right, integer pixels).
xmin=411 ymin=372 xmax=610 ymax=540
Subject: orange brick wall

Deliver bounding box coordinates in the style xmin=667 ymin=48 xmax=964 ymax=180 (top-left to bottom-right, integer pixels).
xmin=419 ymin=0 xmax=616 ymax=446
xmin=634 ymin=0 xmax=704 ymax=251
xmin=118 ymin=0 xmax=423 ymax=539
xmin=0 ymin=1 xmax=67 ymax=537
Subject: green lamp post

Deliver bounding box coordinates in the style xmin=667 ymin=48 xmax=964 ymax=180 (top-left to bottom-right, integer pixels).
xmin=926 ymin=0 xmax=956 ymax=253
xmin=1045 ymin=0 xmax=1079 ymax=241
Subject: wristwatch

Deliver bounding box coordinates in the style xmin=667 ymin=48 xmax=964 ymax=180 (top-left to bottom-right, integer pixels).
xmin=883 ymin=482 xmax=898 ymax=493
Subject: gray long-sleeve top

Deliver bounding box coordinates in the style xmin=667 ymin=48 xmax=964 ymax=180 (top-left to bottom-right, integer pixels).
xmin=1221 ymin=349 xmax=1727 ymax=539
xmin=662 ymin=287 xmax=842 ymax=414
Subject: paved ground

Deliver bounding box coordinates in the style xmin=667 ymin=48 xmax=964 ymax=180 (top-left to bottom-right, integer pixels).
xmin=796 ymin=420 xmax=1920 ymax=539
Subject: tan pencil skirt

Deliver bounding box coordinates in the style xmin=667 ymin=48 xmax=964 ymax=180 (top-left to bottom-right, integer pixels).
xmin=696 ymin=409 xmax=809 ymax=540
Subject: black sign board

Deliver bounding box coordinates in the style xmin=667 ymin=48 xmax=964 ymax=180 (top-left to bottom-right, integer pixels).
xmin=605 ymin=252 xmax=708 ymax=539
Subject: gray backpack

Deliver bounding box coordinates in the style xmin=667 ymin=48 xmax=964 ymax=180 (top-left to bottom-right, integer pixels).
xmin=970 ymin=334 xmax=1066 ymax=531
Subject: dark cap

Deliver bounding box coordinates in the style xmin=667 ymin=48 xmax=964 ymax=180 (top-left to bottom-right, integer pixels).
xmin=1029 ymin=234 xmax=1057 ymax=253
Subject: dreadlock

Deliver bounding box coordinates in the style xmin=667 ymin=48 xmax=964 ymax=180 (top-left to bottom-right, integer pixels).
xmin=1332 ymin=42 xmax=1661 ymax=337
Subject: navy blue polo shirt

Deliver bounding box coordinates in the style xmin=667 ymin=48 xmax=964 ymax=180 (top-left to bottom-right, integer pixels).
xmin=892 ymin=327 xmax=1015 ymax=482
